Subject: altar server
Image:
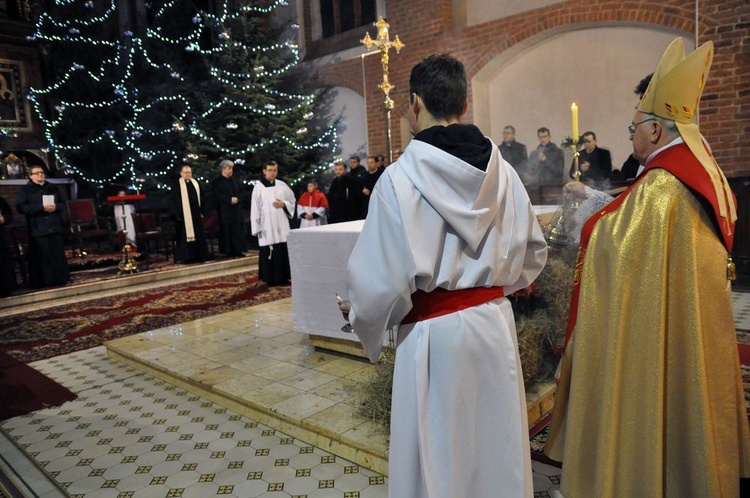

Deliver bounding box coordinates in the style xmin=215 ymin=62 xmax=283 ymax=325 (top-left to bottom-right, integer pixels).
xmin=251 ymin=160 xmax=295 ymax=286
xmin=343 ymin=54 xmax=547 ymax=498
xmin=545 ymin=38 xmax=750 ymax=497
xmin=297 ymin=179 xmax=328 ymax=228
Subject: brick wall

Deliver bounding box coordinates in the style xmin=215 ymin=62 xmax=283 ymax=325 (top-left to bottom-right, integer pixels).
xmin=307 ymin=0 xmax=749 ymax=177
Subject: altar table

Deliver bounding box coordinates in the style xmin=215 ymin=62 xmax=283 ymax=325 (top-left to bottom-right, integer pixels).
xmin=288 ymin=206 xmax=559 ymax=353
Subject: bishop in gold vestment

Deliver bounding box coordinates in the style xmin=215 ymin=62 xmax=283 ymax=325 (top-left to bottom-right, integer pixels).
xmin=546 ymin=38 xmax=750 ymax=497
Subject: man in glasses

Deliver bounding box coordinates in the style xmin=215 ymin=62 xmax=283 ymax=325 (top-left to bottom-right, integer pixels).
xmin=499 ymin=125 xmax=528 ymax=178
xmin=16 ymin=166 xmax=70 ymax=288
xmin=546 ymin=39 xmax=749 ymax=497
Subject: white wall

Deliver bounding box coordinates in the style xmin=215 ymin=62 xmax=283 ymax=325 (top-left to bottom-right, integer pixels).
xmin=474 ymin=26 xmax=693 ymax=177
xmin=325 ymin=86 xmax=368 ymax=160
xmin=454 ymin=0 xmax=565 ymax=28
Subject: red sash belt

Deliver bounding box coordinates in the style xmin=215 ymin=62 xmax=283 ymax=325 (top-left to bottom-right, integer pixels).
xmin=400 ymin=286 xmax=505 ymax=325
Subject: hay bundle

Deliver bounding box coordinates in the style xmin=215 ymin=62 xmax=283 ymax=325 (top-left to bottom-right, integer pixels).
xmin=356 ymin=348 xmax=394 ymax=435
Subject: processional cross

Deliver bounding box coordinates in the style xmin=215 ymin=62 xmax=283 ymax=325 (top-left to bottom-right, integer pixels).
xmin=361 ymin=17 xmax=404 ymax=164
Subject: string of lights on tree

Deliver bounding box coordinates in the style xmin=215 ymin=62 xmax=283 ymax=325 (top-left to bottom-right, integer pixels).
xmin=27 ymin=0 xmax=337 ymax=190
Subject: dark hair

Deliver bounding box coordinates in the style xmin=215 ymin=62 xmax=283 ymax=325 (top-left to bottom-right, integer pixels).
xmin=503 ymin=125 xmax=516 ymax=134
xmin=634 ymin=73 xmax=653 ymax=99
xmin=376 ymin=154 xmax=385 ymax=162
xmin=582 ymin=131 xmax=596 ymax=141
xmin=537 ymin=127 xmax=550 ymax=136
xmin=264 ymin=160 xmax=278 ymax=169
xmin=349 ymin=155 xmax=360 ymax=162
xmin=409 ymin=54 xmax=467 ymax=121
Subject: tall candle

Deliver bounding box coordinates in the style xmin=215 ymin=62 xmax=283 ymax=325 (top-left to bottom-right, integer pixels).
xmin=571 ymin=103 xmax=579 ymax=141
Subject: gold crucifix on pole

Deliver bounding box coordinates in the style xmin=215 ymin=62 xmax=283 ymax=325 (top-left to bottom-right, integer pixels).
xmin=361 ymin=17 xmax=404 ymax=164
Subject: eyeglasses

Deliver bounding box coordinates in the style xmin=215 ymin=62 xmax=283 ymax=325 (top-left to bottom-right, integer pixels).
xmin=31 ymin=171 xmax=45 ymax=175
xmin=628 ymin=118 xmax=657 ymax=136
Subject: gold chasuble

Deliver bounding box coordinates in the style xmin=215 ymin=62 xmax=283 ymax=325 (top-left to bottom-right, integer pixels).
xmin=546 ymin=145 xmax=750 ymax=497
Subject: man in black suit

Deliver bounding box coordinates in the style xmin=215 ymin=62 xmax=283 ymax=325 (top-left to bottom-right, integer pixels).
xmin=569 ymin=131 xmax=612 ymax=186
xmin=499 ymin=125 xmax=528 ymax=178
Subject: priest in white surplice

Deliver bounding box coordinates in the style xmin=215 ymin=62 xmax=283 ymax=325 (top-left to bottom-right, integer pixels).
xmin=251 ymin=160 xmax=296 ymax=286
xmin=344 ymin=54 xmax=547 ymax=498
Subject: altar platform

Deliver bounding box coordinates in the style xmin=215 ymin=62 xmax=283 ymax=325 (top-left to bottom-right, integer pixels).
xmin=105 ymin=297 xmax=557 ymax=476
xmin=0 ymin=253 xmax=259 ymax=315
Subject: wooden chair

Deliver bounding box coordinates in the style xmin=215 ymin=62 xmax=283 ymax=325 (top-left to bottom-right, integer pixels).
xmin=66 ymin=199 xmax=111 ymax=252
xmin=132 ymin=212 xmax=168 ymax=269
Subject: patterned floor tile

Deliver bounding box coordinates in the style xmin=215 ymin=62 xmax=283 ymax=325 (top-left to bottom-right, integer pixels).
xmin=1 ymin=346 xmax=391 ymax=497
xmin=0 ymin=294 xmax=569 ymax=498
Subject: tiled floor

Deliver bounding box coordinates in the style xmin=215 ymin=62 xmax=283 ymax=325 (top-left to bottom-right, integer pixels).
xmin=1 ymin=297 xmax=563 ymax=497
xmin=3 ymin=286 xmax=747 ymax=497
xmin=2 ymin=346 xmax=388 ymax=498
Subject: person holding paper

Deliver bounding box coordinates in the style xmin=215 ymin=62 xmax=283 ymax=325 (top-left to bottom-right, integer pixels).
xmin=16 ymin=166 xmax=70 ymax=288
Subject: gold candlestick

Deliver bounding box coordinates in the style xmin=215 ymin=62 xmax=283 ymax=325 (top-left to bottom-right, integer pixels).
xmin=361 ymin=17 xmax=404 ymax=164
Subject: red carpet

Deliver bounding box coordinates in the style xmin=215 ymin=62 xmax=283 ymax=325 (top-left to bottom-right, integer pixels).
xmin=0 ymin=350 xmax=77 ymax=420
xmin=739 ymin=343 xmax=750 ymax=366
xmin=529 ymin=413 xmax=561 ymax=467
xmin=0 ymin=270 xmax=290 ymax=363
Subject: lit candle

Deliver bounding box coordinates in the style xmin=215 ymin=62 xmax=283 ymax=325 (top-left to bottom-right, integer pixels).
xmin=571 ymin=103 xmax=579 ymax=142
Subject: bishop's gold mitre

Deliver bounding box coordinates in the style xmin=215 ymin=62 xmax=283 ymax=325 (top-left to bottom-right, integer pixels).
xmin=638 ymin=37 xmax=736 ymax=225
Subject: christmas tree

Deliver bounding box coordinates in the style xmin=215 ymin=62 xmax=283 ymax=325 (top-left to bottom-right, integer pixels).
xmin=181 ymin=0 xmax=338 ymax=187
xmin=29 ymin=0 xmax=337 ymax=191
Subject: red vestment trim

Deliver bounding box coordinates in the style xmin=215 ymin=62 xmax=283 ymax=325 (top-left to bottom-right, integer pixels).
xmin=401 ymin=286 xmax=505 ymax=325
xmin=564 ymin=143 xmax=737 ymax=346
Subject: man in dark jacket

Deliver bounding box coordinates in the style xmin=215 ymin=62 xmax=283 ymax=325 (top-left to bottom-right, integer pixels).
xmin=327 ymin=160 xmax=355 ymax=223
xmin=347 ymin=155 xmax=367 ymax=220
xmin=499 ymin=125 xmax=528 ymax=178
xmin=569 ymin=131 xmax=613 ymax=185
xmin=16 ymin=166 xmax=70 ymax=288
xmin=528 ymin=127 xmax=565 ymax=185
xmin=361 ymin=155 xmax=385 ymax=217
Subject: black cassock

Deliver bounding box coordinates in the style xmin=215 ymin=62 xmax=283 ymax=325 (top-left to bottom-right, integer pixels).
xmin=170 ymin=179 xmax=208 ymax=263
xmin=212 ymin=175 xmax=246 ymax=257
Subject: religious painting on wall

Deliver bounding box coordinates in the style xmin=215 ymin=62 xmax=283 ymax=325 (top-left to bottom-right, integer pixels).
xmin=0 ymin=58 xmax=32 ymax=132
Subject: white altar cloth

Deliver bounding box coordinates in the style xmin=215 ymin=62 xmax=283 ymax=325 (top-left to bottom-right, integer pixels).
xmin=288 ymin=220 xmax=366 ymax=342
xmin=288 ymin=206 xmax=558 ymax=344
